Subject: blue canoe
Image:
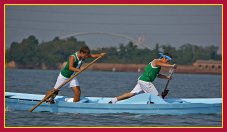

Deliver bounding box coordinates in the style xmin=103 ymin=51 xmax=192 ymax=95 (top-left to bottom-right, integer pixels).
xmin=5 ymin=92 xmax=222 ymax=115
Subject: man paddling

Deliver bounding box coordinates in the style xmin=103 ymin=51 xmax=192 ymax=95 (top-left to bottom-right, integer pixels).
xmin=46 ymin=46 xmax=106 ymax=103
xmin=109 ymin=53 xmax=177 ymax=104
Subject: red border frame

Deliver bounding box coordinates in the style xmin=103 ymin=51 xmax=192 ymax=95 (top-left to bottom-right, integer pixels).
xmin=1 ymin=0 xmax=225 ymax=131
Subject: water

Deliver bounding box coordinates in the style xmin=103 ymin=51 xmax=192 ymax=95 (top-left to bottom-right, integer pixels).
xmin=5 ymin=69 xmax=222 ymax=127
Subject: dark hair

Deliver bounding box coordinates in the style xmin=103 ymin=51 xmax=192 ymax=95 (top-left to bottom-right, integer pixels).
xmin=80 ymin=46 xmax=90 ymax=54
xmin=164 ymin=53 xmax=173 ymax=59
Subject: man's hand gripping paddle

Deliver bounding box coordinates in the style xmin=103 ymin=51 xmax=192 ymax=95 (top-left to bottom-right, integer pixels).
xmin=161 ymin=68 xmax=174 ymax=99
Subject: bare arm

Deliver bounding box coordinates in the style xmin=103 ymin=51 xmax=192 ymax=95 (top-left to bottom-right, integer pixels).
xmin=157 ymin=74 xmax=171 ymax=79
xmin=68 ymin=56 xmax=80 ymax=72
xmin=153 ymin=59 xmax=177 ymax=69
xmin=88 ymin=53 xmax=107 ymax=58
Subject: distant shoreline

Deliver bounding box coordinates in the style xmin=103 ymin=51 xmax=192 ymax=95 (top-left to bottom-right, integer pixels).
xmin=6 ymin=61 xmax=222 ymax=75
xmin=87 ymin=63 xmax=221 ymax=75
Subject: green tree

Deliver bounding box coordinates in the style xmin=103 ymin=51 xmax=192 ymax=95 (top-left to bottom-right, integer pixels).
xmin=7 ymin=35 xmax=39 ymax=65
xmin=6 ymin=35 xmax=222 ymax=69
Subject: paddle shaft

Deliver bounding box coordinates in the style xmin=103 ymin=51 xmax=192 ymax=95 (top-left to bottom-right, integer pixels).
xmin=163 ymin=69 xmax=174 ymax=91
xmin=161 ymin=68 xmax=174 ymax=99
xmin=28 ymin=55 xmax=103 ymax=112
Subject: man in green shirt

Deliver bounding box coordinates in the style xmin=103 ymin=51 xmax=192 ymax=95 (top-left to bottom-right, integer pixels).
xmin=109 ymin=53 xmax=177 ymax=104
xmin=46 ymin=46 xmax=105 ymax=103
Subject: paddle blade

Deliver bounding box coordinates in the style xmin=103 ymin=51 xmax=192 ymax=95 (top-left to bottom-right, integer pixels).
xmin=161 ymin=89 xmax=169 ymax=99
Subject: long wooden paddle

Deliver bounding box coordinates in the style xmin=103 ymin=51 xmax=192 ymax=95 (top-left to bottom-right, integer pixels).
xmin=29 ymin=55 xmax=104 ymax=112
xmin=161 ymin=68 xmax=174 ymax=99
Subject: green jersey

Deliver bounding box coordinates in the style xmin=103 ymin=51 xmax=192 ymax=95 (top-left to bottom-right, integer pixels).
xmin=61 ymin=52 xmax=83 ymax=78
xmin=139 ymin=62 xmax=161 ymax=82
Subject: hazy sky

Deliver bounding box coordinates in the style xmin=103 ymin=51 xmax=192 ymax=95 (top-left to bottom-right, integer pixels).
xmin=6 ymin=5 xmax=222 ymax=53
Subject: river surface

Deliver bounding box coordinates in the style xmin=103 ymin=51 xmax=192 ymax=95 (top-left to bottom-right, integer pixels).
xmin=5 ymin=69 xmax=222 ymax=127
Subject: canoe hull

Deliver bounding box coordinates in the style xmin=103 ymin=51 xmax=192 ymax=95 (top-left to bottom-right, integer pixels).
xmin=5 ymin=92 xmax=222 ymax=115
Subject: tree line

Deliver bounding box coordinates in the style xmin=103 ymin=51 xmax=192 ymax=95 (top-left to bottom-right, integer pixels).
xmin=6 ymin=35 xmax=222 ymax=69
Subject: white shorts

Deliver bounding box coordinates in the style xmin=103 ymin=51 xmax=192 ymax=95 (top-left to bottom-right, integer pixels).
xmin=54 ymin=73 xmax=80 ymax=89
xmin=130 ymin=80 xmax=159 ymax=96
